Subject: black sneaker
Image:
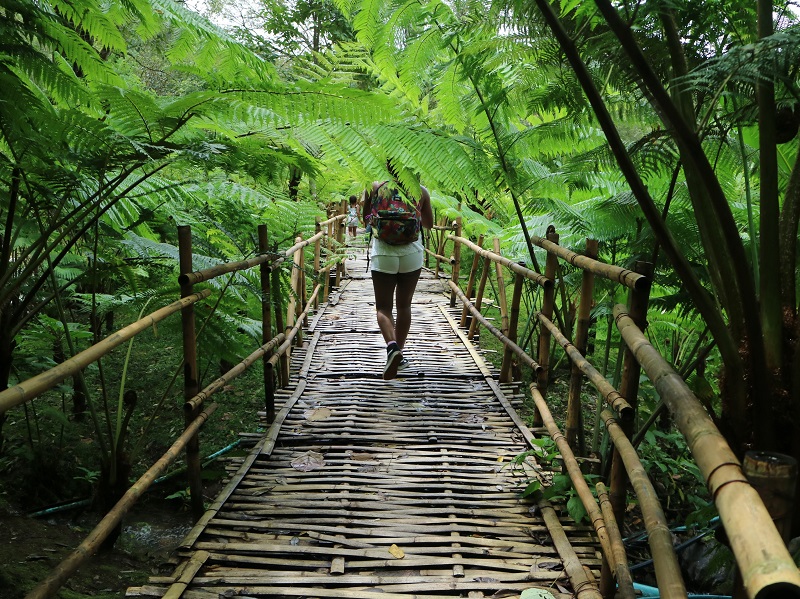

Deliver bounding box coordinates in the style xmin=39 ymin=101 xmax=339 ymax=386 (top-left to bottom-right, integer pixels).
xmin=397 ymin=357 xmax=410 ymax=371
xmin=384 ymin=346 xmax=403 ymax=380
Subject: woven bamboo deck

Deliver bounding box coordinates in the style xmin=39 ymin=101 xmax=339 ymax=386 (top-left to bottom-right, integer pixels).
xmin=127 ymin=240 xmax=601 ymax=599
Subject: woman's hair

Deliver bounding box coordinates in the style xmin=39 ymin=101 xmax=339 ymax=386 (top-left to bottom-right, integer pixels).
xmin=349 ymin=195 xmax=357 ymax=204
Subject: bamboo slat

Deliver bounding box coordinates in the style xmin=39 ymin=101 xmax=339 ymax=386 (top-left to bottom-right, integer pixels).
xmin=124 ymin=243 xmax=603 ymax=599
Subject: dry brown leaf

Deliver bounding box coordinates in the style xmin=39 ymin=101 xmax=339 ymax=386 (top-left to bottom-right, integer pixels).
xmin=388 ymin=544 xmax=405 ymax=559
xmin=290 ymin=451 xmax=325 ymax=472
xmin=304 ymin=407 xmax=332 ymax=421
xmin=350 ymin=452 xmax=373 ymax=461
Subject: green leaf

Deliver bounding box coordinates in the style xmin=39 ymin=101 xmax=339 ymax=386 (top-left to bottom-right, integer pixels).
xmin=567 ymin=496 xmax=587 ymax=524
xmin=521 ymin=480 xmax=541 ymax=498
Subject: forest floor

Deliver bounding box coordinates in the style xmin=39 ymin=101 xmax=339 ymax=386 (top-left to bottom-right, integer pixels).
xmin=0 ymin=490 xmax=198 ymax=599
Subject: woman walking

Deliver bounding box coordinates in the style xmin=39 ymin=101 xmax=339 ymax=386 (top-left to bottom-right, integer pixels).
xmin=363 ymin=162 xmax=434 ymax=380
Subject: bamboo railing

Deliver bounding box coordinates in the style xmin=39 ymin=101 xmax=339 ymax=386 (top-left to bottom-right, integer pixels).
xmin=12 ymin=206 xmax=347 ymax=599
xmin=444 ymin=222 xmax=800 ymax=599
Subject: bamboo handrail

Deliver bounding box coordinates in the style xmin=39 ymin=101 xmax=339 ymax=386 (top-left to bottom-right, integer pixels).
xmin=613 ymin=305 xmax=800 ymax=598
xmin=25 ymin=403 xmax=218 ymax=599
xmin=449 ymin=235 xmax=551 ymax=288
xmin=432 ymin=224 xmax=455 ymax=231
xmin=529 ymin=385 xmax=635 ymax=599
xmin=601 ymin=409 xmax=687 ymax=599
xmin=268 ymin=284 xmax=322 ymax=367
xmin=178 ymin=253 xmax=276 ymax=286
xmin=531 ymin=235 xmax=648 ymax=290
xmin=536 ymin=312 xmax=633 ymax=420
xmin=0 ymin=290 xmax=212 ymax=413
xmin=424 ymin=246 xmax=454 ymax=264
xmin=596 ymin=482 xmax=635 ymax=599
xmin=538 ymin=498 xmax=603 ymax=599
xmin=180 ymin=229 xmax=329 ymax=286
xmin=318 ymin=213 xmax=346 ymax=227
xmin=184 ymin=333 xmax=286 ymax=412
xmin=448 ymin=281 xmax=541 ymax=373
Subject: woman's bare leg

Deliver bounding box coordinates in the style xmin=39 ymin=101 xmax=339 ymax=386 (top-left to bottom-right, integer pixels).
xmin=394 ymin=268 xmax=421 ymax=349
xmin=371 ymin=270 xmax=398 ymax=344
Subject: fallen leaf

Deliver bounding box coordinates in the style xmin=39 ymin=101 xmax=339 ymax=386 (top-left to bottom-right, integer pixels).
xmin=304 ymin=407 xmax=332 ymax=421
xmin=350 ymin=452 xmax=373 ymax=461
xmin=388 ymin=544 xmax=405 ymax=559
xmin=290 ymin=451 xmax=325 ymax=471
xmin=520 ymin=589 xmax=556 ymax=599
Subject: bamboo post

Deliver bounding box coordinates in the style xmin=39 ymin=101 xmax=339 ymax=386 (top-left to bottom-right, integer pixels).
xmin=270 ymin=263 xmax=288 ymax=388
xmin=449 ymin=207 xmax=462 ymax=307
xmin=535 ymin=226 xmax=559 ymax=426
xmin=298 ymin=235 xmax=307 ymax=343
xmin=566 ymin=239 xmax=598 ymax=456
xmin=460 ymin=235 xmax=484 ymax=328
xmin=468 ymin=256 xmax=492 ymax=340
xmin=286 ymin=235 xmax=301 ymax=352
xmin=492 ymin=237 xmax=509 ymax=336
xmin=313 ymin=217 xmax=321 ymax=310
xmin=436 ymin=217 xmax=447 ymax=278
xmin=335 ymin=200 xmax=345 ymax=286
xmin=177 ymin=225 xmax=204 ymax=521
xmin=324 ymin=210 xmax=333 ymax=302
xmin=608 ymin=261 xmax=653 ymax=532
xmin=257 ymin=225 xmax=274 ymax=422
xmin=500 ymin=269 xmax=524 ymax=382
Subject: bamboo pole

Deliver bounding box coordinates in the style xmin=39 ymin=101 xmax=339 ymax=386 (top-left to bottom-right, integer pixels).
xmin=609 ymin=262 xmax=652 ymax=533
xmin=596 ymin=482 xmax=635 ymax=599
xmin=335 ymin=200 xmax=345 ymax=286
xmin=460 ymin=235 xmax=485 ymax=329
xmin=268 ymin=285 xmax=321 ymax=367
xmin=449 ymin=282 xmax=540 ymax=373
xmin=178 ymin=228 xmax=329 ymax=287
xmin=24 ymin=404 xmax=218 ymax=599
xmin=435 ymin=216 xmax=448 ymax=278
xmin=500 ymin=270 xmax=524 ymax=382
xmin=566 ymin=239 xmax=598 ymax=456
xmin=258 ymin=224 xmax=273 ymax=424
xmin=297 ymin=235 xmax=307 ymax=345
xmin=529 ymin=384 xmax=634 ymax=599
xmin=449 ymin=208 xmax=462 ymax=307
xmin=318 ymin=213 xmax=346 ymax=227
xmin=450 ymin=235 xmax=550 ymax=288
xmin=313 ymin=217 xmax=321 ymax=310
xmin=536 ymin=312 xmax=633 ymax=420
xmin=424 ymin=247 xmax=454 ymax=264
xmin=0 ymin=290 xmax=209 ymax=412
xmin=531 ymin=235 xmax=647 ymax=290
xmin=184 ymin=333 xmax=286 ymax=413
xmin=601 ymin=409 xmax=687 ymax=599
xmin=324 ymin=211 xmax=333 ymax=302
xmin=468 ymin=256 xmax=492 ymax=340
xmin=286 ymin=235 xmax=302 ymax=357
xmin=535 ymin=226 xmax=559 ymax=426
xmin=614 ymin=304 xmax=800 ymax=598
xmin=178 ymin=225 xmax=204 ymax=521
xmin=493 ymin=238 xmax=509 ymax=336
xmin=271 ymin=262 xmax=288 ymax=388
xmin=537 ymin=497 xmax=603 ymax=599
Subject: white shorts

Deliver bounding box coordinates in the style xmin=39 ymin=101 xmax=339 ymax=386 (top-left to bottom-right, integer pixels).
xmin=371 ymin=251 xmax=424 ymax=274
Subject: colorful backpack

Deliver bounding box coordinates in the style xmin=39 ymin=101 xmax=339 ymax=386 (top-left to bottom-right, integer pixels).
xmin=369 ymin=181 xmax=421 ymax=245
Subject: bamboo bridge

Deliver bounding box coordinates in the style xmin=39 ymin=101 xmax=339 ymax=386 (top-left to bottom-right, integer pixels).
xmin=128 ymin=245 xmax=599 ymax=599
xmin=4 ymin=211 xmax=800 ymax=599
